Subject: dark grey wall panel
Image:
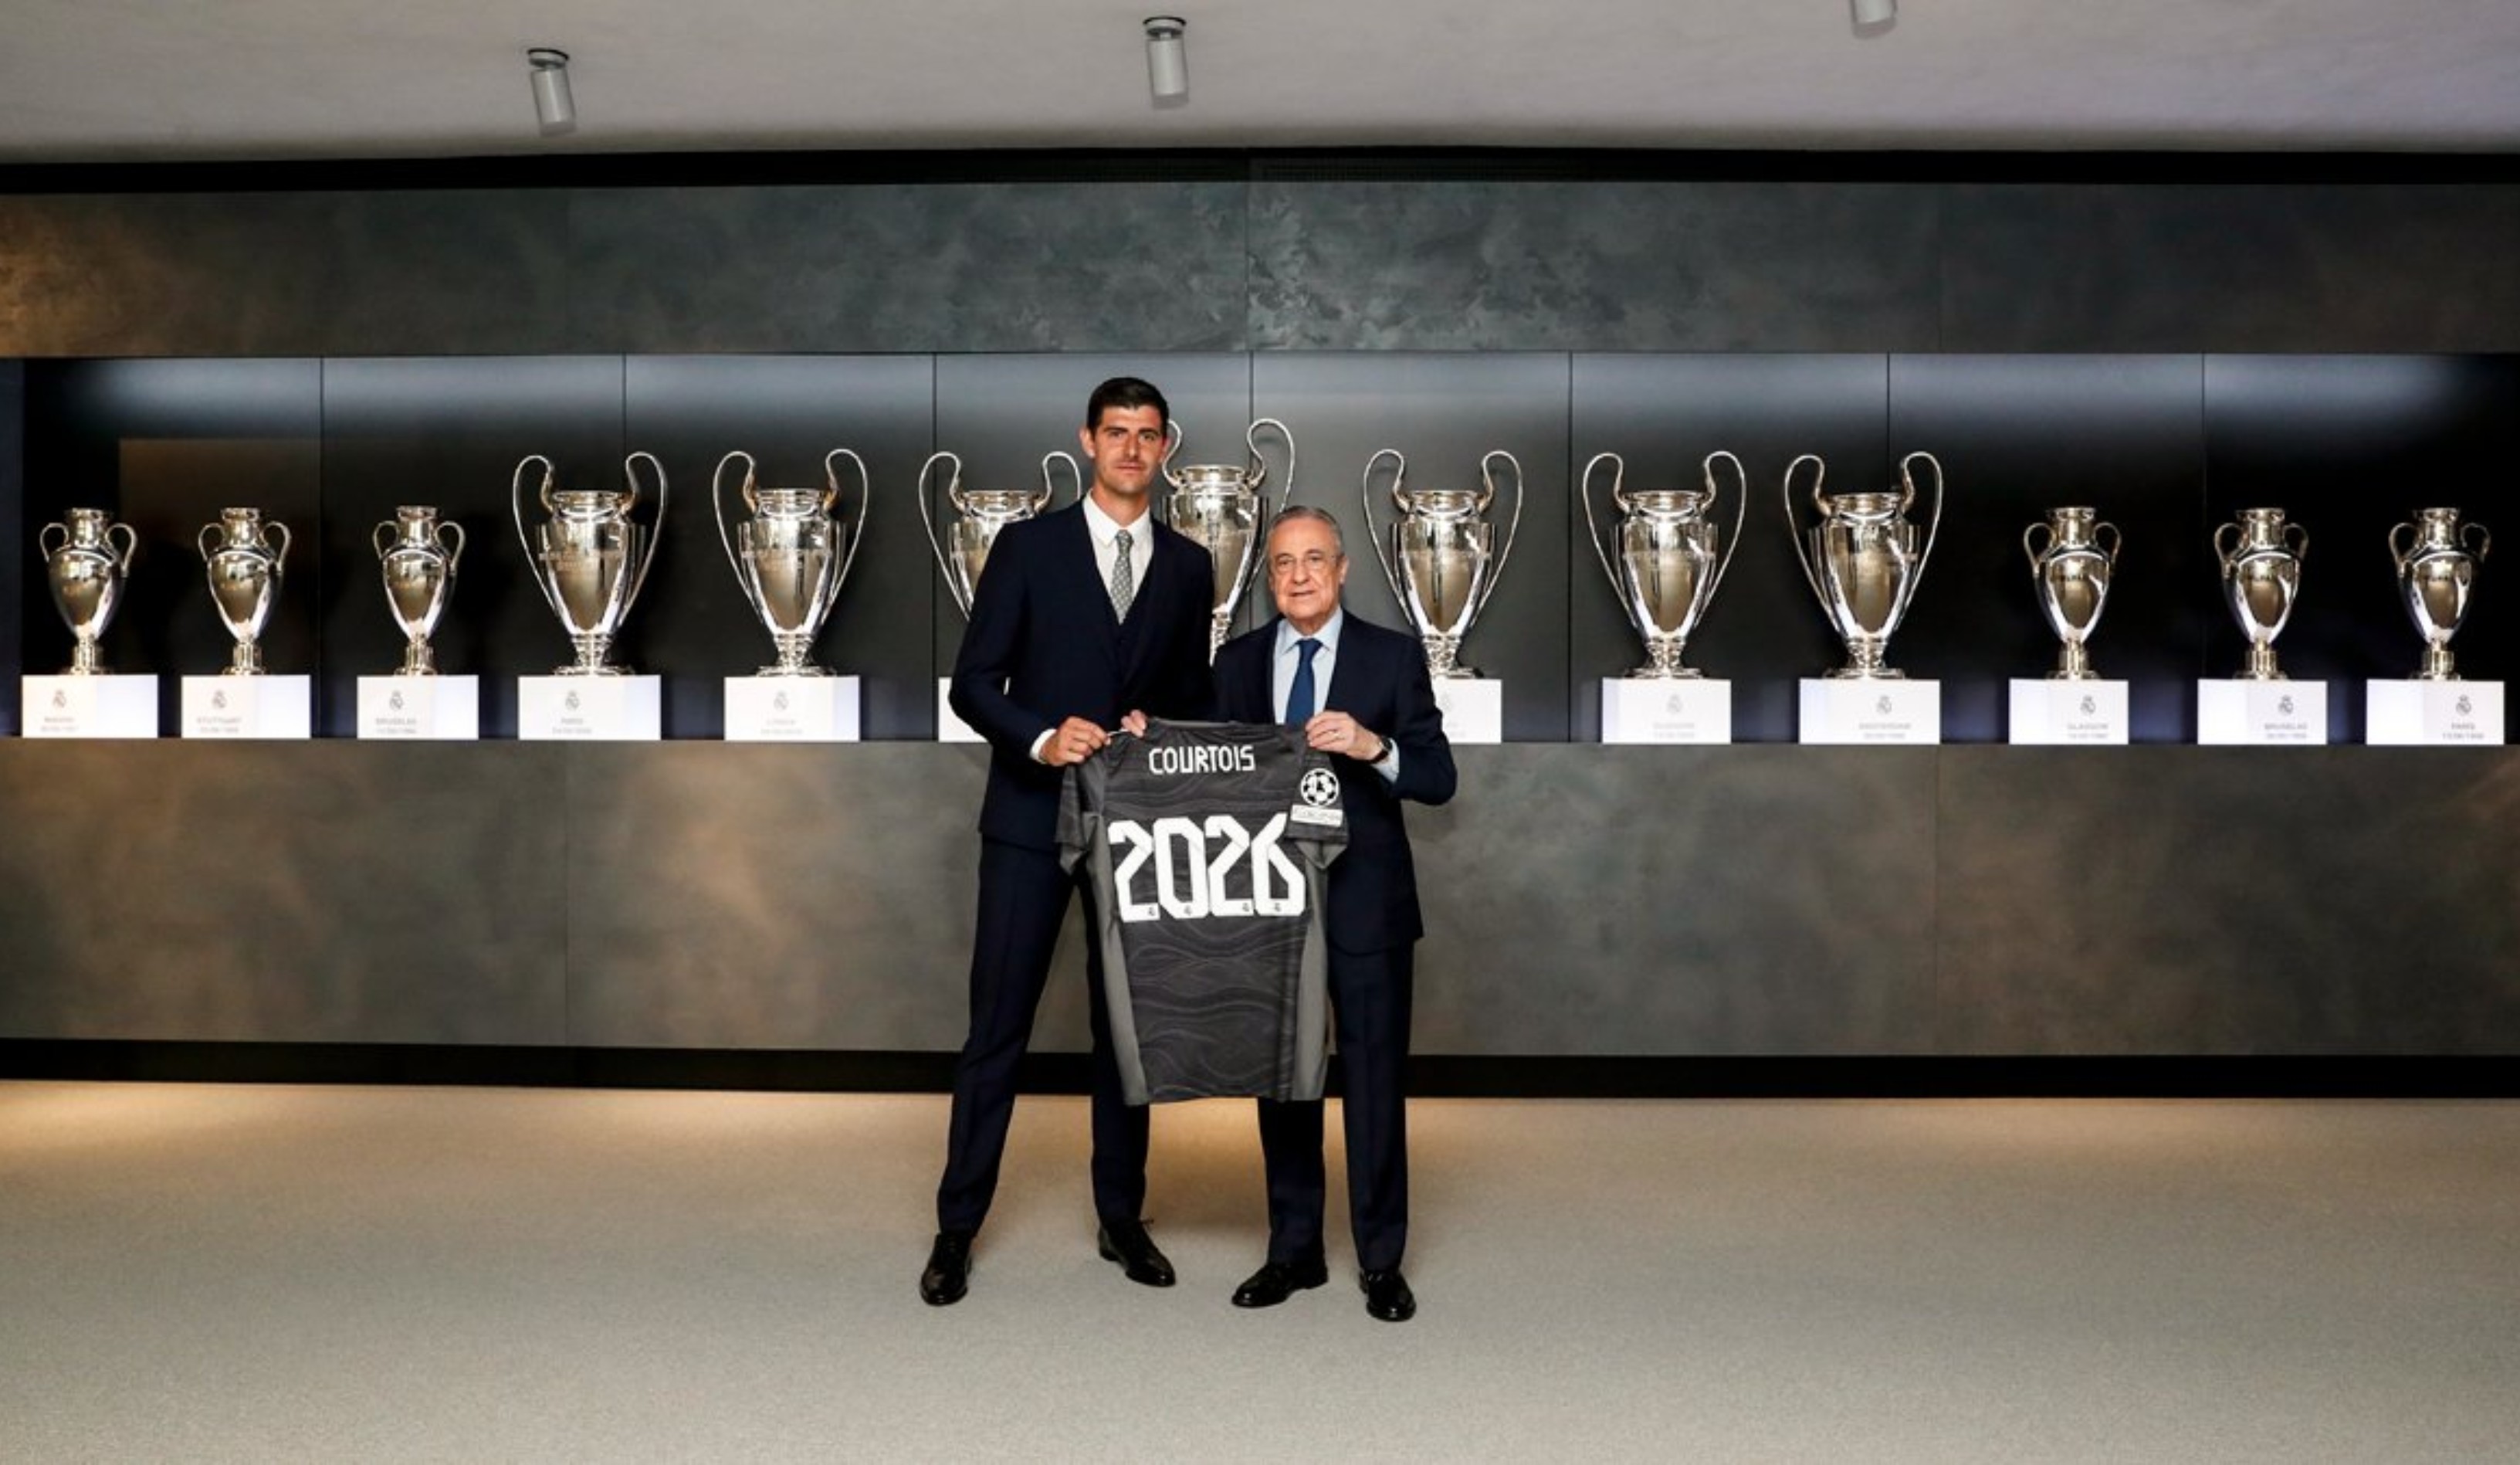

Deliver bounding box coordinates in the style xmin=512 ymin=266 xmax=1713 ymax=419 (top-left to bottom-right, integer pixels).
xmin=563 ymin=744 xmax=1093 ymax=1053
xmin=1253 ymin=353 xmax=1573 ymax=740
xmin=2 ymin=359 xmax=22 ymax=721
xmin=0 ymin=743 xmax=570 ymax=1043
xmin=1248 ymin=180 xmax=1943 ymax=351
xmin=1569 ymin=354 xmax=1894 ymax=741
xmin=1936 ymin=748 xmax=2520 ymax=1053
xmin=1409 ymin=747 xmax=1940 ymax=1056
xmin=567 ymin=183 xmax=1249 ymax=353
xmin=0 ymin=192 xmax=569 ymax=357
xmin=1944 ymin=184 xmax=2520 ymax=353
xmin=623 ymin=355 xmax=938 ymax=738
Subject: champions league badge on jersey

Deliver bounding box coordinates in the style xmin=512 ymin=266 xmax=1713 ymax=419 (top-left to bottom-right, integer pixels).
xmin=1290 ymin=765 xmax=1345 ymax=829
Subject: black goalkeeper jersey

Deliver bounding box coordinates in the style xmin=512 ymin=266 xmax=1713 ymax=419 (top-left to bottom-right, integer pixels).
xmin=1059 ymin=720 xmax=1347 ymax=1104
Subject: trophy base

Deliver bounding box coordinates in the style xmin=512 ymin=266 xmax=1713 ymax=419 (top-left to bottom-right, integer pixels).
xmin=1601 ymin=678 xmax=1731 ymax=744
xmin=22 ymin=674 xmax=160 ymax=739
xmin=182 ymin=674 xmax=311 ymax=740
xmin=1799 ymin=679 xmax=1940 ymax=745
xmin=2415 ymin=646 xmax=2460 ymax=681
xmin=1627 ymin=664 xmax=1705 ymax=681
xmin=63 ymin=639 xmax=110 ymax=677
xmin=727 ymin=675 xmax=861 ymax=742
xmin=754 ymin=664 xmax=834 ymax=678
xmin=520 ymin=675 xmax=661 ymax=741
xmin=2237 ymin=646 xmax=2286 ymax=681
xmin=357 ymin=676 xmax=481 ymax=741
xmin=1431 ymin=679 xmax=1503 ymax=744
xmin=395 ymin=643 xmax=439 ymax=677
xmin=2008 ymin=679 xmax=2128 ymax=745
xmin=937 ymin=678 xmax=985 ymax=744
xmin=550 ymin=663 xmax=634 ymax=677
xmin=2198 ymin=680 xmax=2326 ymax=744
xmin=2367 ymin=680 xmax=2502 ymax=745
xmin=2048 ymin=643 xmax=2099 ymax=680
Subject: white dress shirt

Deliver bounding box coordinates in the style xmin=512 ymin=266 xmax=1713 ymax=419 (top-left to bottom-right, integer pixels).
xmin=1030 ymin=495 xmax=1154 ymax=764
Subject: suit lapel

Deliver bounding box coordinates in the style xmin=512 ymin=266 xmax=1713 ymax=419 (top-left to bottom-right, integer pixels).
xmin=1248 ymin=617 xmax=1282 ymax=721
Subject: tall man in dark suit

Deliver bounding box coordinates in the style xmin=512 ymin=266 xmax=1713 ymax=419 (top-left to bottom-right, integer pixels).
xmin=920 ymin=377 xmax=1215 ymax=1307
xmin=1211 ymin=506 xmax=1455 ymax=1322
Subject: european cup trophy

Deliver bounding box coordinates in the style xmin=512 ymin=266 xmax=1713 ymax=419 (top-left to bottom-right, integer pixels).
xmin=1580 ymin=450 xmax=1746 ymax=678
xmin=374 ymin=507 xmax=465 ymax=676
xmin=40 ymin=508 xmax=139 ymax=675
xmin=2214 ymin=507 xmax=2307 ymax=680
xmin=198 ymin=507 xmax=291 ymax=675
xmin=512 ymin=452 xmax=669 ymax=676
xmin=2390 ymin=508 xmax=2490 ymax=681
xmin=1783 ymin=451 xmax=1945 ymax=678
xmin=919 ymin=449 xmax=1077 ymax=618
xmin=2024 ymin=507 xmax=2120 ymax=680
xmin=1162 ymin=416 xmax=1295 ymax=659
xmin=1361 ymin=447 xmax=1523 ymax=678
xmin=713 ymin=448 xmax=870 ymax=675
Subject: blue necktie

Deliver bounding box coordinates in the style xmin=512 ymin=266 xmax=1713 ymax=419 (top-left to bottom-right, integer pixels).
xmin=1286 ymin=638 xmax=1321 ymax=724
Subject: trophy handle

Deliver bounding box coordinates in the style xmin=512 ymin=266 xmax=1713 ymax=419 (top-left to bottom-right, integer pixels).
xmin=827 ymin=447 xmax=872 ymax=596
xmin=1041 ymin=450 xmax=1080 ymax=511
xmin=2094 ymin=521 xmax=2121 ymax=564
xmin=1160 ymin=417 xmax=1187 ymax=490
xmin=267 ymin=521 xmax=292 ymax=571
xmin=622 ymin=450 xmax=669 ymax=610
xmin=2464 ymin=521 xmax=2492 ymax=561
xmin=511 ymin=455 xmax=567 ymax=624
xmin=196 ymin=523 xmax=221 ymax=563
xmin=1704 ymin=449 xmax=1750 ymax=605
xmin=2282 ymin=521 xmax=2309 ymax=562
xmin=39 ymin=521 xmax=70 ymax=560
xmin=1360 ymin=448 xmax=1408 ymax=611
xmin=372 ymin=521 xmax=398 ymax=561
xmin=2022 ymin=521 xmax=2053 ymax=573
xmin=916 ymin=450 xmax=964 ymax=610
xmin=107 ymin=522 xmax=138 ymax=571
xmin=437 ymin=521 xmax=466 ymax=572
xmin=1578 ymin=452 xmax=1624 ymax=602
xmin=2212 ymin=521 xmax=2243 ymax=568
xmin=712 ymin=449 xmax=755 ymax=592
xmin=1900 ymin=450 xmax=1945 ymax=600
xmin=1780 ymin=453 xmax=1828 ymax=608
xmin=1246 ymin=417 xmax=1295 ymax=495
xmin=2386 ymin=521 xmax=2415 ymax=568
xmin=1474 ymin=449 xmax=1524 ymax=624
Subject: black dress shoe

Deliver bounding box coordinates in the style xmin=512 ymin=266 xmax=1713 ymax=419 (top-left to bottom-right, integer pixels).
xmin=1096 ymin=1219 xmax=1177 ymax=1287
xmin=1231 ymin=1255 xmax=1329 ymax=1308
xmin=920 ymin=1230 xmax=974 ymax=1306
xmin=1360 ymin=1267 xmax=1416 ymax=1322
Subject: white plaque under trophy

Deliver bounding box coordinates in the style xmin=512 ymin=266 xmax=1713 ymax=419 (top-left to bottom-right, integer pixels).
xmin=2197 ymin=680 xmax=2328 ymax=744
xmin=1798 ymin=680 xmax=1942 ymax=745
xmin=357 ymin=677 xmax=482 ymax=740
xmin=2007 ymin=680 xmax=2129 ymax=745
xmin=1431 ymin=680 xmax=1503 ymax=744
xmin=726 ymin=676 xmax=862 ymax=742
xmin=2366 ymin=680 xmax=2505 ymax=745
xmin=181 ymin=675 xmax=312 ymax=739
xmin=1600 ymin=679 xmax=1732 ymax=744
xmin=519 ymin=676 xmax=662 ymax=741
xmin=21 ymin=676 xmax=159 ymax=738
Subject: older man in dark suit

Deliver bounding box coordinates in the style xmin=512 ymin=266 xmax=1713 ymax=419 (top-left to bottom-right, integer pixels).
xmin=1211 ymin=505 xmax=1455 ymax=1322
xmin=921 ymin=377 xmax=1214 ymax=1307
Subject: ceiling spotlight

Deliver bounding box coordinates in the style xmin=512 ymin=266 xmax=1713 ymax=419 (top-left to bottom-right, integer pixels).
xmin=1851 ymin=0 xmax=1895 ymax=32
xmin=527 ymin=47 xmax=575 ymax=135
xmin=1143 ymin=17 xmax=1188 ymax=108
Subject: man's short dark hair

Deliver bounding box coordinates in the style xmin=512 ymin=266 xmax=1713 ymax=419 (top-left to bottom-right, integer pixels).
xmin=1087 ymin=377 xmax=1170 ymax=431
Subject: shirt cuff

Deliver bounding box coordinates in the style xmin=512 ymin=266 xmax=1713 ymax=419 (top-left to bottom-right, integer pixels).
xmin=1029 ymin=728 xmax=1055 ymax=763
xmin=1375 ymin=743 xmax=1401 ymax=784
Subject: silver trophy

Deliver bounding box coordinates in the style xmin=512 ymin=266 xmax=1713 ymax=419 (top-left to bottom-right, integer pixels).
xmin=373 ymin=507 xmax=466 ymax=677
xmin=2214 ymin=507 xmax=2308 ymax=680
xmin=198 ymin=507 xmax=291 ymax=676
xmin=2390 ymin=508 xmax=2491 ymax=681
xmin=1580 ymin=449 xmax=1746 ymax=679
xmin=39 ymin=508 xmax=140 ymax=675
xmin=1361 ymin=448 xmax=1523 ymax=678
xmin=1162 ymin=416 xmax=1295 ymax=659
xmin=2023 ymin=507 xmax=2121 ymax=680
xmin=713 ymin=448 xmax=870 ymax=676
xmin=511 ymin=452 xmax=668 ymax=676
xmin=919 ymin=450 xmax=1078 ymax=618
xmin=1783 ymin=452 xmax=1945 ymax=679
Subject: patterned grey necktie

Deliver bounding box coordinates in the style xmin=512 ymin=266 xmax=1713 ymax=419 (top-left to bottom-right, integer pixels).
xmin=1110 ymin=527 xmax=1136 ymax=620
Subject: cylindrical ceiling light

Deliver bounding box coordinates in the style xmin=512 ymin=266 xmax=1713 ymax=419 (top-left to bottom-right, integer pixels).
xmin=1143 ymin=17 xmax=1188 ymax=107
xmin=1851 ymin=0 xmax=1896 ymax=30
xmin=527 ymin=47 xmax=576 ymax=135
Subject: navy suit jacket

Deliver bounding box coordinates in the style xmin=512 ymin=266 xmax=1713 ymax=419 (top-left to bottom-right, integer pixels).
xmin=1212 ymin=612 xmax=1456 ymax=955
xmin=950 ymin=503 xmax=1214 ymax=851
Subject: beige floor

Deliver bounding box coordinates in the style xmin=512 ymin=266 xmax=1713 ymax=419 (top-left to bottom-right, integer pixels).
xmin=2 ymin=1082 xmax=2515 ymax=1463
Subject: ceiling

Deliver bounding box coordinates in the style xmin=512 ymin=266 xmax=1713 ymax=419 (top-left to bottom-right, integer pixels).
xmin=4 ymin=0 xmax=2519 ymax=164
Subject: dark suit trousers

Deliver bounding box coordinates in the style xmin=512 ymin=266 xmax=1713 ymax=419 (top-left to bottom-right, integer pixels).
xmin=937 ymin=837 xmax=1149 ymax=1233
xmin=1257 ymin=941 xmax=1414 ymax=1273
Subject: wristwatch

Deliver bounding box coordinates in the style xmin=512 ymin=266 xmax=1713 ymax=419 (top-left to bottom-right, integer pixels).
xmin=1370 ymin=732 xmax=1397 ymax=768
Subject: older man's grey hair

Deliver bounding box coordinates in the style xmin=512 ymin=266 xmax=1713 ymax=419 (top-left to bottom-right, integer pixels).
xmin=1269 ymin=504 xmax=1345 ymax=557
